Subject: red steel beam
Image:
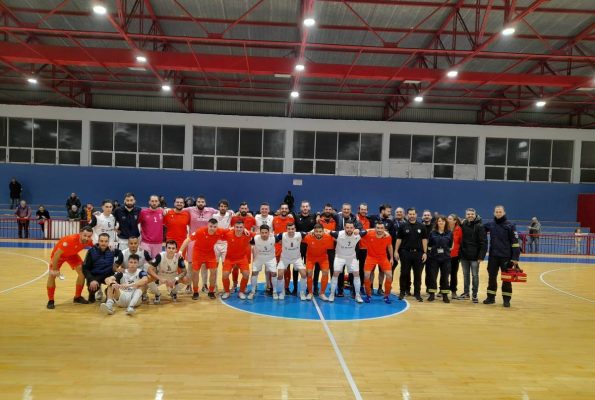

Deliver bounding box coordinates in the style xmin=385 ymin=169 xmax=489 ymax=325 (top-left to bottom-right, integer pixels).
xmin=219 ymin=0 xmax=267 ymax=38
xmin=0 ymin=41 xmax=591 ymax=89
xmin=1 ymin=26 xmax=593 ymax=63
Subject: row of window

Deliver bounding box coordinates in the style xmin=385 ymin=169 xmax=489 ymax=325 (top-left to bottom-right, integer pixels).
xmin=1 ymin=117 xmax=594 ymax=182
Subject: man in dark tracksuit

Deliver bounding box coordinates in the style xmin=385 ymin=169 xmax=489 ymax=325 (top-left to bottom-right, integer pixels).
xmin=369 ymin=204 xmax=395 ymax=296
xmin=483 ymin=205 xmax=520 ymax=308
xmin=295 ymin=201 xmax=317 ymax=295
xmin=83 ymin=233 xmax=122 ymax=303
xmin=394 ymin=208 xmax=428 ymax=302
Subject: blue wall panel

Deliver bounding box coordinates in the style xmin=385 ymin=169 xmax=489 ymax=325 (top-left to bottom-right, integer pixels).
xmin=1 ymin=164 xmax=592 ymax=221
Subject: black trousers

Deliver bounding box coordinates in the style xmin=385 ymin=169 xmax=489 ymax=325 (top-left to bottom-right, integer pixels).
xmin=449 ymin=256 xmax=460 ymax=292
xmin=399 ymin=250 xmax=424 ymax=296
xmin=427 ymin=258 xmax=451 ymax=293
xmin=17 ymin=219 xmax=29 ymax=238
xmin=487 ymin=256 xmax=512 ymax=299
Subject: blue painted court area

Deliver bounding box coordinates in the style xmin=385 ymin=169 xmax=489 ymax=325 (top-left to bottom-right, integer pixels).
xmin=221 ymin=283 xmax=409 ymax=321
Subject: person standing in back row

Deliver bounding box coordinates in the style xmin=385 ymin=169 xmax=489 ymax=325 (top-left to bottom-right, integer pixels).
xmin=459 ymin=208 xmax=486 ymax=303
xmin=527 ymin=217 xmax=541 ymax=253
xmin=9 ymin=177 xmax=22 ymax=209
xmin=15 ymin=200 xmax=31 ymax=239
xmin=483 ymin=205 xmax=520 ymax=308
xmin=394 ymin=208 xmax=428 ymax=302
xmin=447 ymin=214 xmax=462 ymax=299
xmin=426 ymin=216 xmax=453 ymax=303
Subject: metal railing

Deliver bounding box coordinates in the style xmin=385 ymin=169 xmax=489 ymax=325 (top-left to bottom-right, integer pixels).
xmin=518 ymin=233 xmax=593 ymax=256
xmin=0 ymin=218 xmax=87 ymax=240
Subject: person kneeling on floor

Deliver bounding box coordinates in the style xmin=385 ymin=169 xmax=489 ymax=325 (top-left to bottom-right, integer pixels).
xmin=100 ymin=254 xmax=148 ymax=315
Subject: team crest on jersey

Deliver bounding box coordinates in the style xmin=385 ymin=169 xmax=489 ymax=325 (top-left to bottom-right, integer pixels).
xmin=405 ymin=229 xmax=410 ymax=233
xmin=417 ymin=229 xmax=421 ymax=233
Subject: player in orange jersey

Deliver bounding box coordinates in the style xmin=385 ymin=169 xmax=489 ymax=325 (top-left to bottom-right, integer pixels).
xmin=221 ymin=219 xmax=252 ymax=299
xmin=359 ymin=222 xmax=394 ymax=304
xmin=302 ymin=224 xmax=335 ymax=301
xmin=164 ymin=196 xmax=190 ymax=250
xmin=272 ymin=203 xmax=295 ymax=294
xmin=46 ymin=226 xmax=94 ymax=309
xmin=229 ymin=202 xmax=256 ymax=291
xmin=179 ymin=219 xmax=227 ymax=300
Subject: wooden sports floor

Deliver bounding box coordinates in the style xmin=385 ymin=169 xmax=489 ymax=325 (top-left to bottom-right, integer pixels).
xmin=0 ymin=246 xmax=593 ymax=400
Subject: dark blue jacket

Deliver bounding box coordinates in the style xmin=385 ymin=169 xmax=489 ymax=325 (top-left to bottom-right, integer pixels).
xmin=484 ymin=216 xmax=520 ymax=260
xmin=334 ymin=213 xmax=363 ymax=231
xmin=428 ymin=230 xmax=453 ymax=262
xmin=83 ymin=245 xmax=121 ymax=280
xmin=113 ymin=205 xmax=141 ymax=239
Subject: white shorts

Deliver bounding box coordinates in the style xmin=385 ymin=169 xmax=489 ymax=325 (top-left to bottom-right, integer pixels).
xmin=214 ymin=241 xmax=227 ymax=260
xmin=252 ymin=257 xmax=277 ymax=273
xmin=334 ymin=257 xmax=359 ymax=273
xmin=116 ymin=289 xmax=142 ymax=308
xmin=277 ymin=257 xmax=305 ymax=271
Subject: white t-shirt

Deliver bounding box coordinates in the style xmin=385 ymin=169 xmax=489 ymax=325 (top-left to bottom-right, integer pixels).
xmin=252 ymin=235 xmax=276 ymax=261
xmin=334 ymin=231 xmax=361 ymax=259
xmin=278 ymin=232 xmax=303 ymax=260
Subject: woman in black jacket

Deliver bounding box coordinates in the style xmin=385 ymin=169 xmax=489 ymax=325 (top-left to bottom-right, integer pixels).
xmin=459 ymin=208 xmax=487 ymax=303
xmin=427 ymin=216 xmax=453 ymax=303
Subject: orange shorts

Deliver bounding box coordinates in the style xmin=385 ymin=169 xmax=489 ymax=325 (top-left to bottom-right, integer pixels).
xmin=223 ymin=258 xmax=249 ymax=272
xmin=54 ymin=255 xmax=83 ymax=270
xmin=192 ymin=258 xmax=218 ymax=271
xmin=275 ymin=242 xmax=282 ymax=258
xmin=306 ymin=257 xmax=329 ymax=271
xmin=364 ymin=257 xmax=391 ymax=272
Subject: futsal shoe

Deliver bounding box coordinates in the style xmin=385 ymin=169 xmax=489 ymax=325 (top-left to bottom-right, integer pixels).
xmin=363 ymin=295 xmax=371 ymax=303
xmin=141 ymin=293 xmax=148 ymax=302
xmin=238 ymin=292 xmax=246 ymax=300
xmin=100 ymin=303 xmax=114 ymax=315
xmin=472 ymin=296 xmax=478 ymax=303
xmin=384 ymin=296 xmax=392 ymax=304
xmin=265 ymin=287 xmax=273 ymax=296
xmin=443 ymin=294 xmax=450 ymax=303
xmin=483 ymin=297 xmax=495 ymax=305
xmin=95 ymin=289 xmax=103 ymax=302
xmin=208 ymin=292 xmax=216 ymax=299
xmin=46 ymin=300 xmax=55 ymax=309
xmin=279 ymin=292 xmax=285 ymax=300
xmin=328 ymin=293 xmax=335 ymax=303
xmin=247 ymin=291 xmax=255 ymax=300
xmin=185 ymin=285 xmax=193 ymax=294
xmin=428 ymin=293 xmax=435 ymax=302
xmin=458 ymin=293 xmax=470 ymax=300
xmin=336 ymin=290 xmax=344 ymax=298
xmin=285 ymin=288 xmax=291 ymax=296
xmin=398 ymin=292 xmax=405 ymax=301
xmin=313 ymin=289 xmax=319 ymax=296
xmin=73 ymin=296 xmax=89 ymax=304
xmin=355 ymin=294 xmax=364 ymax=303
xmin=291 ymin=289 xmax=298 ymax=296
xmin=153 ymin=295 xmax=161 ymax=304
xmin=273 ymin=292 xmax=279 ymax=300
xmin=170 ymin=292 xmax=178 ymax=302
xmin=451 ymin=291 xmax=457 ymax=299
xmin=377 ymin=288 xmax=384 ymax=296
xmin=221 ymin=292 xmax=230 ymax=300
xmin=415 ymin=295 xmax=424 ymax=302
xmin=350 ymin=291 xmax=356 ymax=299
xmin=192 ymin=292 xmax=199 ymax=300
xmin=306 ymin=293 xmax=313 ymax=301
xmin=320 ymin=294 xmax=328 ymax=301
xmin=201 ymin=284 xmax=208 ymax=293
xmin=300 ymin=292 xmax=307 ymax=301
xmin=126 ymin=307 xmax=135 ymax=316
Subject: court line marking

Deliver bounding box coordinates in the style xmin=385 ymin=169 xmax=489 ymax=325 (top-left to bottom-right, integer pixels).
xmin=539 ymin=266 xmax=594 ymax=303
xmin=312 ymin=297 xmax=363 ymax=400
xmin=0 ymin=251 xmax=49 ymax=295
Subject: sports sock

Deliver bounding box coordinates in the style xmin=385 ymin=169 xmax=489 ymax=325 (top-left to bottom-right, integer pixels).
xmin=284 ymin=269 xmax=290 ymax=289
xmin=250 ymin=275 xmax=258 ymax=293
xmin=240 ymin=277 xmax=248 ymax=293
xmin=384 ymin=278 xmax=392 ymax=296
xmin=307 ymin=276 xmax=313 ymax=293
xmin=75 ymin=284 xmax=84 ymax=298
xmin=364 ymin=278 xmax=372 ymax=297
xmin=354 ymin=276 xmax=361 ymax=295
xmin=223 ymin=276 xmax=230 ymax=293
xmin=330 ymin=276 xmax=338 ymax=294
xmin=277 ymin=276 xmax=285 ymax=294
xmin=321 ymin=275 xmax=329 ymax=295
xmin=47 ymin=286 xmax=55 ymax=301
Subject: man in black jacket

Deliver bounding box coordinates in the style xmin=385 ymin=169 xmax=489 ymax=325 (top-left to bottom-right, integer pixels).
xmin=294 ymin=200 xmax=317 ymax=295
xmin=66 ymin=192 xmax=82 ymax=212
xmin=9 ymin=177 xmax=22 ymax=209
xmin=459 ymin=208 xmax=487 ymax=303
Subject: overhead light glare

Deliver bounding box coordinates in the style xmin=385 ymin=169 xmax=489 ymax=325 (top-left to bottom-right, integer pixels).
xmin=501 ymin=27 xmax=516 ymax=36
xmin=303 ymin=18 xmax=316 ymax=27
xmin=136 ymin=55 xmax=147 ymax=63
xmin=161 ymin=84 xmax=171 ymax=92
xmin=92 ymin=5 xmax=107 ymax=15
xmin=447 ymin=70 xmax=458 ymax=78
xmin=414 ymin=95 xmax=423 ymax=103
xmin=27 ymin=77 xmax=38 ymax=84
xmin=290 ymin=91 xmax=299 ymax=98
xmin=536 ymin=100 xmax=546 ymax=107
xmin=295 ymin=64 xmax=305 ymax=72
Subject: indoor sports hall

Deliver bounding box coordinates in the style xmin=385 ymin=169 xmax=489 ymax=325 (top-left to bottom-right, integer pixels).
xmin=0 ymin=1 xmax=594 ymax=399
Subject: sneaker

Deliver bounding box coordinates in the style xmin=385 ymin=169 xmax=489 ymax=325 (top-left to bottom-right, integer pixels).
xmin=221 ymin=292 xmax=230 ymax=300
xmin=247 ymin=291 xmax=255 ymax=300
xmin=141 ymin=293 xmax=148 ymax=302
xmin=306 ymin=293 xmax=313 ymax=301
xmin=273 ymin=292 xmax=279 ymax=300
xmin=398 ymin=292 xmax=405 ymax=300
xmin=208 ymin=292 xmax=216 ymax=299
xmin=377 ymin=288 xmax=384 ymax=296
xmin=458 ymin=293 xmax=471 ymax=300
xmin=279 ymin=292 xmax=285 ymax=300
xmin=300 ymin=292 xmax=306 ymax=301
xmin=355 ymin=294 xmax=363 ymax=303
xmin=185 ymin=285 xmax=192 ymax=294
xmin=384 ymin=296 xmax=392 ymax=304
xmin=406 ymin=291 xmax=412 ymax=296
xmin=336 ymin=291 xmax=344 ymax=298
xmin=313 ymin=289 xmax=319 ymax=297
xmin=415 ymin=295 xmax=423 ymax=302
xmin=73 ymin=296 xmax=89 ymax=304
xmin=46 ymin=300 xmax=55 ymax=309
xmin=320 ymin=294 xmax=328 ymax=301
xmin=285 ymin=288 xmax=291 ymax=295
xmin=238 ymin=292 xmax=247 ymax=300
xmin=170 ymin=292 xmax=178 ymax=302
xmin=472 ymin=296 xmax=478 ymax=303
xmin=443 ymin=294 xmax=451 ymax=303
xmin=153 ymin=295 xmax=161 ymax=304
xmin=265 ymin=287 xmax=273 ymax=296
xmin=363 ymin=295 xmax=371 ymax=303
xmin=100 ymin=303 xmax=114 ymax=315
xmin=192 ymin=292 xmax=199 ymax=300
xmin=291 ymin=289 xmax=297 ymax=296
xmin=350 ymin=291 xmax=356 ymax=299
xmin=483 ymin=298 xmax=495 ymax=305
xmin=201 ymin=284 xmax=208 ymax=293
xmin=126 ymin=307 xmax=135 ymax=315
xmin=428 ymin=293 xmax=435 ymax=302
xmin=503 ymin=299 xmax=511 ymax=308
xmin=95 ymin=289 xmax=103 ymax=302
xmin=451 ymin=291 xmax=457 ymax=299
xmin=328 ymin=293 xmax=335 ymax=303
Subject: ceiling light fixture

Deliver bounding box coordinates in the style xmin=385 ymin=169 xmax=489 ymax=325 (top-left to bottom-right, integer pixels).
xmin=414 ymin=95 xmax=423 ymax=103
xmin=535 ymin=100 xmax=546 ymax=107
xmin=295 ymin=64 xmax=305 ymax=72
xmin=27 ymin=77 xmax=38 ymax=84
xmin=501 ymin=27 xmax=516 ymax=36
xmin=303 ymin=18 xmax=316 ymax=27
xmin=92 ymin=4 xmax=107 ymax=15
xmin=447 ymin=70 xmax=458 ymax=78
xmin=136 ymin=55 xmax=147 ymax=63
xmin=161 ymin=84 xmax=171 ymax=92
xmin=290 ymin=91 xmax=300 ymax=98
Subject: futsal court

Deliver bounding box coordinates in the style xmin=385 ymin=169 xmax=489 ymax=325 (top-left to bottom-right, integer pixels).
xmin=0 ymin=240 xmax=593 ymax=400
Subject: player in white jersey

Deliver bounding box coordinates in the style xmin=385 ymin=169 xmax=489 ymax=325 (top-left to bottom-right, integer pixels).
xmin=212 ymin=199 xmax=234 ymax=266
xmin=146 ymin=240 xmax=188 ymax=304
xmin=248 ymin=224 xmax=277 ymax=300
xmin=328 ymin=221 xmax=367 ymax=303
xmin=275 ymin=222 xmax=307 ymax=300
xmin=115 ymin=236 xmax=153 ymax=302
xmin=255 ymin=203 xmax=275 ymax=295
xmin=90 ymin=199 xmax=118 ymax=248
xmin=99 ymin=254 xmax=148 ymax=316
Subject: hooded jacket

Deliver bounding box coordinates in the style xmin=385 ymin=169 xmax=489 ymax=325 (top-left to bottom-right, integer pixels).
xmin=460 ymin=215 xmax=487 ymax=260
